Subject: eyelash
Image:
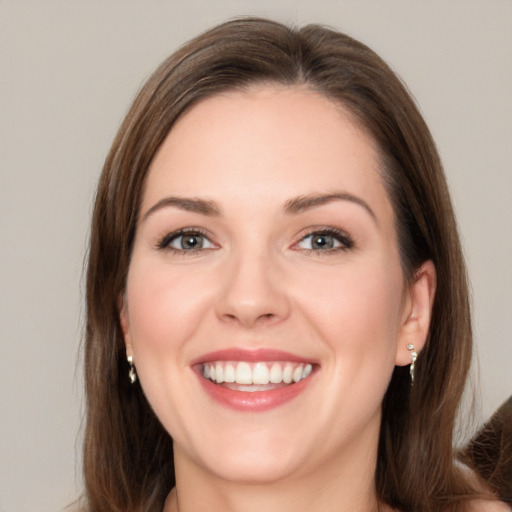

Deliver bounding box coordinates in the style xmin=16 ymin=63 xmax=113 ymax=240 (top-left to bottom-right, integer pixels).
xmin=156 ymin=228 xmax=216 ymax=254
xmin=156 ymin=226 xmax=355 ymax=255
xmin=294 ymin=227 xmax=354 ymax=255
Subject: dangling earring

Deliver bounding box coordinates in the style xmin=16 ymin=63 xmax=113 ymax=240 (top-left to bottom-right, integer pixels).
xmin=127 ymin=355 xmax=137 ymax=384
xmin=407 ymin=344 xmax=417 ymax=385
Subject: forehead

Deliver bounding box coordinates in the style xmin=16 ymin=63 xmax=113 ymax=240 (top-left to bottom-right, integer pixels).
xmin=143 ymin=85 xmax=390 ymax=217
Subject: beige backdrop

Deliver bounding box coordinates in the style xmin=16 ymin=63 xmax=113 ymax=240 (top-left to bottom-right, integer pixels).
xmin=1 ymin=1 xmax=511 ymax=510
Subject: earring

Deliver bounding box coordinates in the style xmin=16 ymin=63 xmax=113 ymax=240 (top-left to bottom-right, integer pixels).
xmin=127 ymin=355 xmax=137 ymax=384
xmin=407 ymin=343 xmax=417 ymax=385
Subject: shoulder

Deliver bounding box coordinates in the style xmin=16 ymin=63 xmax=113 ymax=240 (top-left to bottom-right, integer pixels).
xmin=459 ymin=461 xmax=511 ymax=511
xmin=465 ymin=499 xmax=511 ymax=512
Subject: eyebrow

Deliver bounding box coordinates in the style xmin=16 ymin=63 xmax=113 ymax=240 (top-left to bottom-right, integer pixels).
xmin=283 ymin=192 xmax=377 ymax=221
xmin=142 ymin=196 xmax=221 ymax=221
xmin=142 ymin=191 xmax=376 ymax=222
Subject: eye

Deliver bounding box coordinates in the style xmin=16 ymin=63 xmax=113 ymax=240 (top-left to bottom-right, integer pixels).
xmin=295 ymin=229 xmax=353 ymax=252
xmin=158 ymin=229 xmax=216 ymax=252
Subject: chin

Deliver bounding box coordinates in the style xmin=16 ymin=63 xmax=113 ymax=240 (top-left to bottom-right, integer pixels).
xmin=176 ymin=426 xmax=315 ymax=485
xmin=198 ymin=450 xmax=304 ymax=485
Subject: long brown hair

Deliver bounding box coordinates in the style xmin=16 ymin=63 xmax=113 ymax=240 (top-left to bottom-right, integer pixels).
xmin=84 ymin=17 xmax=479 ymax=511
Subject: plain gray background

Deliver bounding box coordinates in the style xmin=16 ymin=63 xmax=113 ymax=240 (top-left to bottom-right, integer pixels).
xmin=1 ymin=1 xmax=511 ymax=510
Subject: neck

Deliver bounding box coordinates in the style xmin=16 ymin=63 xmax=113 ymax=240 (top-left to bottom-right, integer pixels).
xmin=165 ymin=477 xmax=383 ymax=512
xmin=164 ymin=414 xmax=387 ymax=512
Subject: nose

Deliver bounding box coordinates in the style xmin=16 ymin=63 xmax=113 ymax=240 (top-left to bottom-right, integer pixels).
xmin=215 ymin=250 xmax=291 ymax=328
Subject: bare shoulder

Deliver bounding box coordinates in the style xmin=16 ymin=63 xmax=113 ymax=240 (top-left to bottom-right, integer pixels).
xmin=465 ymin=499 xmax=511 ymax=512
xmin=459 ymin=464 xmax=511 ymax=511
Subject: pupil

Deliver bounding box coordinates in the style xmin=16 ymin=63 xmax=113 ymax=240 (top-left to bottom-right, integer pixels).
xmin=181 ymin=235 xmax=202 ymax=249
xmin=312 ymin=235 xmax=333 ymax=250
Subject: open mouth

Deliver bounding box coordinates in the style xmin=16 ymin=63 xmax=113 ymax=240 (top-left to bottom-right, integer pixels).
xmin=192 ymin=349 xmax=318 ymax=410
xmin=200 ymin=361 xmax=314 ymax=391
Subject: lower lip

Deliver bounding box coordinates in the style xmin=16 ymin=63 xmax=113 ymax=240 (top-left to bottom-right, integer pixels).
xmin=196 ymin=372 xmax=315 ymax=412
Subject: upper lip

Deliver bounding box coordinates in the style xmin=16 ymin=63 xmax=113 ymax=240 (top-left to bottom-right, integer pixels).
xmin=191 ymin=348 xmax=319 ymax=366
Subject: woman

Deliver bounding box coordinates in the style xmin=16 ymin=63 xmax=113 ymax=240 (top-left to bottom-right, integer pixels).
xmin=82 ymin=17 xmax=509 ymax=512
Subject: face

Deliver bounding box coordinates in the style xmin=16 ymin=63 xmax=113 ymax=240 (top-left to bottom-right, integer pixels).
xmin=120 ymin=86 xmax=431 ymax=485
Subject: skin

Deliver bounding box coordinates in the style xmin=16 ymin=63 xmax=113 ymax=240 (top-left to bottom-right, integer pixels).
xmin=120 ymin=86 xmax=437 ymax=512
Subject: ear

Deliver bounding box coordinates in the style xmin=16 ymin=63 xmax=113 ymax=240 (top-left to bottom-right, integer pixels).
xmin=395 ymin=260 xmax=436 ymax=366
xmin=118 ymin=294 xmax=133 ymax=359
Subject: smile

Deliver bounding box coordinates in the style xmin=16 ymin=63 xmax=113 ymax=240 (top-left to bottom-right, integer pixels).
xmin=202 ymin=361 xmax=313 ymax=388
xmin=193 ymin=349 xmax=318 ymax=411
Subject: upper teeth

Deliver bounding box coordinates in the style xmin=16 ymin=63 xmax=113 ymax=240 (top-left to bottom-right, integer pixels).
xmin=203 ymin=361 xmax=313 ymax=385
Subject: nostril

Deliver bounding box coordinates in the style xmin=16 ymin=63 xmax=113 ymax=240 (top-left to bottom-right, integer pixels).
xmin=255 ymin=313 xmax=280 ymax=326
xmin=214 ymin=276 xmax=291 ymax=327
xmin=220 ymin=311 xmax=278 ymax=328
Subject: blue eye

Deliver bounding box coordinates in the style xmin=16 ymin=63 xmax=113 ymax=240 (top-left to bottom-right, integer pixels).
xmin=159 ymin=230 xmax=215 ymax=252
xmin=296 ymin=230 xmax=353 ymax=252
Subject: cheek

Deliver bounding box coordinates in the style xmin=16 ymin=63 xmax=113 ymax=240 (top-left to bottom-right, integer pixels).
xmin=123 ymin=260 xmax=217 ymax=438
xmin=294 ymin=260 xmax=404 ymax=369
xmin=124 ymin=260 xmax=213 ymax=368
